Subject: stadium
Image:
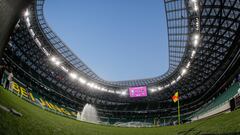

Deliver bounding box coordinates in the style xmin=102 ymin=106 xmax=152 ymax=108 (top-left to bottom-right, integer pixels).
xmin=0 ymin=0 xmax=240 ymax=134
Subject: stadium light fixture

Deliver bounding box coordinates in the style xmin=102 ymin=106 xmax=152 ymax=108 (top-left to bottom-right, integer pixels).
xmin=164 ymin=84 xmax=170 ymax=88
xmin=150 ymin=88 xmax=157 ymax=93
xmin=69 ymin=72 xmax=77 ymax=79
xmin=108 ymin=90 xmax=115 ymax=93
xmin=158 ymin=87 xmax=163 ymax=91
xmin=193 ymin=39 xmax=198 ymax=47
xmin=50 ymin=56 xmax=56 ymax=62
xmin=79 ymin=77 xmax=86 ymax=84
xmin=87 ymin=82 xmax=94 ymax=88
xmin=191 ymin=50 xmax=196 ymax=58
xmin=186 ymin=61 xmax=191 ymax=69
xmin=87 ymin=82 xmax=100 ymax=90
xmin=121 ymin=91 xmax=127 ymax=96
xmin=42 ymin=48 xmax=50 ymax=56
xmin=35 ymin=38 xmax=42 ymax=47
xmin=29 ymin=29 xmax=35 ymax=37
xmin=24 ymin=10 xmax=29 ymax=17
xmin=26 ymin=17 xmax=30 ymax=27
xmin=55 ymin=61 xmax=61 ymax=66
xmin=96 ymin=86 xmax=101 ymax=90
xmin=93 ymin=84 xmax=98 ymax=89
xmin=116 ymin=91 xmax=121 ymax=94
xmin=61 ymin=66 xmax=69 ymax=72
xmin=171 ymin=80 xmax=176 ymax=85
xmin=91 ymin=83 xmax=96 ymax=88
xmin=196 ymin=19 xmax=200 ymax=30
xmin=93 ymin=83 xmax=100 ymax=90
xmin=181 ymin=68 xmax=187 ymax=76
xmin=193 ymin=33 xmax=199 ymax=47
xmin=50 ymin=56 xmax=61 ymax=66
xmin=194 ymin=33 xmax=200 ymax=40
xmin=190 ymin=0 xmax=199 ymax=11
xmin=102 ymin=88 xmax=107 ymax=91
xmin=194 ymin=5 xmax=199 ymax=11
xmin=176 ymin=75 xmax=182 ymax=81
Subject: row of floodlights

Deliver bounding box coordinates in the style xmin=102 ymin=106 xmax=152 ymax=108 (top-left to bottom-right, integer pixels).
xmin=150 ymin=0 xmax=200 ymax=93
xmin=191 ymin=0 xmax=199 ymax=11
xmin=50 ymin=56 xmax=128 ymax=95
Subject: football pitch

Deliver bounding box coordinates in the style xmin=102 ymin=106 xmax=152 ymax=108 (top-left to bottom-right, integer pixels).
xmin=0 ymin=86 xmax=240 ymax=135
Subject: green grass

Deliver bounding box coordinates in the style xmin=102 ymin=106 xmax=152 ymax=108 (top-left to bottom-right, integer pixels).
xmin=0 ymin=86 xmax=240 ymax=135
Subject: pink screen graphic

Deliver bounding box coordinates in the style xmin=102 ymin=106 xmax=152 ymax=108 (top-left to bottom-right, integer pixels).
xmin=129 ymin=86 xmax=147 ymax=97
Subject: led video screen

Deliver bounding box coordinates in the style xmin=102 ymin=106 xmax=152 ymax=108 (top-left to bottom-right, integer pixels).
xmin=129 ymin=86 xmax=147 ymax=97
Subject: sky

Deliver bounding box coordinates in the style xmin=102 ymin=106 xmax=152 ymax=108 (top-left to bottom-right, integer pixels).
xmin=44 ymin=0 xmax=169 ymax=81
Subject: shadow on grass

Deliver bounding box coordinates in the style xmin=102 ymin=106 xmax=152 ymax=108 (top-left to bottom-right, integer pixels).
xmin=177 ymin=127 xmax=202 ymax=135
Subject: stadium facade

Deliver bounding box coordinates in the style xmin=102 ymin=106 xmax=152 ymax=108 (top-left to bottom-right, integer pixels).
xmin=0 ymin=0 xmax=240 ymax=126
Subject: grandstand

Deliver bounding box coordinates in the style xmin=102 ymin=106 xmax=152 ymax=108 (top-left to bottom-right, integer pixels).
xmin=0 ymin=0 xmax=240 ymax=134
xmin=191 ymin=82 xmax=240 ymax=120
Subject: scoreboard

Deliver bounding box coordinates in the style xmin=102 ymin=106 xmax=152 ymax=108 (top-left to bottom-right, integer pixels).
xmin=129 ymin=86 xmax=147 ymax=98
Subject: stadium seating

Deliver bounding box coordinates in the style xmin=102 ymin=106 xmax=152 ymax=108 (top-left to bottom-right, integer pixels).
xmin=191 ymin=82 xmax=240 ymax=120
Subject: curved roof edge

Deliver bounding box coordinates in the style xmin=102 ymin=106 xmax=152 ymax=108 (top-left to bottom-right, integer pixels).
xmin=34 ymin=0 xmax=190 ymax=87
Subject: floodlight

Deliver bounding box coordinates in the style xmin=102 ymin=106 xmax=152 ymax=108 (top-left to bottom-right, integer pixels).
xmin=24 ymin=10 xmax=29 ymax=17
xmin=26 ymin=17 xmax=30 ymax=27
xmin=181 ymin=68 xmax=187 ymax=76
xmin=176 ymin=75 xmax=182 ymax=81
xmin=171 ymin=80 xmax=176 ymax=85
xmin=194 ymin=5 xmax=199 ymax=11
xmin=51 ymin=56 xmax=56 ymax=62
xmin=194 ymin=33 xmax=200 ymax=40
xmin=69 ymin=72 xmax=77 ymax=79
xmin=193 ymin=39 xmax=198 ymax=47
xmin=186 ymin=61 xmax=191 ymax=68
xmin=61 ymin=66 xmax=69 ymax=72
xmin=191 ymin=50 xmax=196 ymax=58
xmin=157 ymin=87 xmax=161 ymax=90
xmin=121 ymin=91 xmax=127 ymax=96
xmin=55 ymin=61 xmax=61 ymax=66
xmin=79 ymin=78 xmax=86 ymax=84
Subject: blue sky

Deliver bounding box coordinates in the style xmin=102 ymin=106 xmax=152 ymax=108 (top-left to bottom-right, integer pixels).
xmin=44 ymin=0 xmax=169 ymax=81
